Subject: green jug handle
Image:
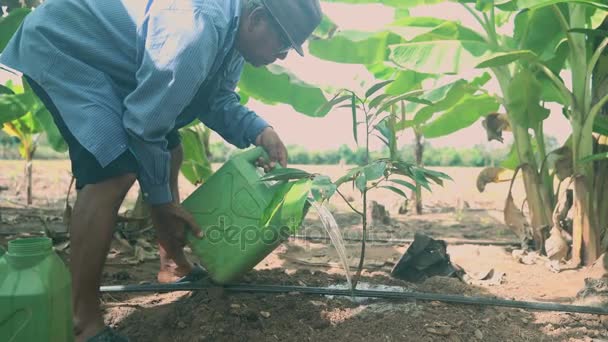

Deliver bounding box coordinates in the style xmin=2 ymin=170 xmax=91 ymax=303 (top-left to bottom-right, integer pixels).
xmin=238 ymin=146 xmax=284 ymax=172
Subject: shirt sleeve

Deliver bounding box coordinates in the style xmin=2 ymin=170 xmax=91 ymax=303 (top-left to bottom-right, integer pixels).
xmin=123 ymin=8 xmax=223 ymax=205
xmin=200 ymin=57 xmax=270 ymax=149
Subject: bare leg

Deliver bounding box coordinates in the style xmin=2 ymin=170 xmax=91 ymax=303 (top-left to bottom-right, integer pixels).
xmin=156 ymin=144 xmax=195 ymax=283
xmin=71 ymin=174 xmax=136 ymax=342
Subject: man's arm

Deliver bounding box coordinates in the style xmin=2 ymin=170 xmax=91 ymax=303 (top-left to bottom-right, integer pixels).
xmin=200 ymin=58 xmax=271 ymax=149
xmin=123 ymin=8 xmax=223 ymax=205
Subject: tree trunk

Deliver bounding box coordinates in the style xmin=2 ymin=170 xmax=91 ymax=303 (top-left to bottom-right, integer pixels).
xmin=512 ymin=124 xmax=553 ymax=250
xmin=572 ymin=175 xmax=600 ymax=265
xmin=413 ymin=131 xmax=424 ymax=214
xmin=592 ymin=16 xmax=608 ymax=253
xmin=569 ymin=4 xmax=601 ymax=265
xmin=25 ymin=155 xmax=32 ymax=206
xmin=494 ymin=66 xmax=554 ymax=251
xmin=594 ymin=143 xmax=608 ymax=253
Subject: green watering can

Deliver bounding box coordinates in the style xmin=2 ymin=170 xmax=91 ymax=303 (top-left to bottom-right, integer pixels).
xmin=183 ymin=147 xmax=310 ymax=284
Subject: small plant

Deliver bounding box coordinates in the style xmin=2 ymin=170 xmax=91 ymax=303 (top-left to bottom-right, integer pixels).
xmin=261 ymin=80 xmax=451 ymax=289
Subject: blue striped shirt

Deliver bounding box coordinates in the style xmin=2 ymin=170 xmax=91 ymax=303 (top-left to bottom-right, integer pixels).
xmin=0 ymin=0 xmax=270 ymax=204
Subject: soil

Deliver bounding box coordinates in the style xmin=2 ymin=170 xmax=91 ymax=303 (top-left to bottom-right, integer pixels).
xmin=2 ymin=160 xmax=608 ymax=341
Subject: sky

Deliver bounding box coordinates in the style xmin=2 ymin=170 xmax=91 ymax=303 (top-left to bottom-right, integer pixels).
xmin=0 ymin=2 xmax=572 ymax=151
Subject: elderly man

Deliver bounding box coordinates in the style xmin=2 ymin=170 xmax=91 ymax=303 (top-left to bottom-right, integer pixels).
xmin=0 ymin=0 xmax=322 ymax=340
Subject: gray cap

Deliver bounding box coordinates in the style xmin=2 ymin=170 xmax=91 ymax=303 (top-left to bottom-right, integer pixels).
xmin=261 ymin=0 xmax=323 ymax=56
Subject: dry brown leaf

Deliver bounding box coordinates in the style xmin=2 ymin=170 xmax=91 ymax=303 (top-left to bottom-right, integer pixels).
xmin=476 ymin=167 xmax=512 ymax=192
xmin=545 ymin=226 xmax=569 ymax=262
xmin=548 ymin=146 xmax=573 ymax=181
xmin=62 ymin=203 xmax=72 ymax=228
xmin=504 ymin=193 xmax=531 ymax=242
xmin=482 ymin=113 xmax=511 ymax=143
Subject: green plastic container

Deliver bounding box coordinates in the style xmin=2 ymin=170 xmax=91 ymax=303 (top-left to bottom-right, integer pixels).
xmin=183 ymin=147 xmax=308 ymax=284
xmin=0 ymin=237 xmax=73 ymax=342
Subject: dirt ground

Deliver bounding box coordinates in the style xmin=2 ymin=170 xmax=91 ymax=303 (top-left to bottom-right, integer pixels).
xmin=2 ymin=160 xmax=608 ymax=341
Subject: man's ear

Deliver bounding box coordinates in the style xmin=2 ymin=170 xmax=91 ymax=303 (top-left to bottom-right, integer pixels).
xmin=247 ymin=6 xmax=267 ymax=32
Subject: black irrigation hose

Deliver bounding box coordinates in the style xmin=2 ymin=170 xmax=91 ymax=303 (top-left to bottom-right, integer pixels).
xmin=99 ymin=282 xmax=608 ymax=315
xmin=289 ymin=235 xmax=521 ymax=246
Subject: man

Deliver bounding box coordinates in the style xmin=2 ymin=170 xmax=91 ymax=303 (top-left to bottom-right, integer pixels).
xmin=0 ymin=0 xmax=322 ymax=340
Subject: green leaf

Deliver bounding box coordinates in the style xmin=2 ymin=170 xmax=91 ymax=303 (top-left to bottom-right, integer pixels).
xmin=594 ymin=115 xmax=608 ymax=136
xmin=260 ymin=182 xmax=294 ymax=228
xmin=410 ymin=79 xmax=476 ymax=126
xmin=366 ymin=63 xmax=400 ymax=80
xmin=513 ymin=5 xmax=566 ymax=61
xmin=376 ymin=90 xmax=430 ymax=115
xmin=568 ymin=28 xmax=608 ymax=38
xmin=506 ymin=69 xmax=550 ymax=129
xmin=380 ymin=185 xmax=408 ymax=198
xmin=390 ymin=40 xmax=491 ymax=75
xmin=579 ymin=152 xmax=608 ymax=164
xmin=309 ymin=30 xmax=403 ymax=65
xmin=475 ymin=0 xmax=494 ymax=11
xmin=351 ymin=94 xmax=358 ymax=145
xmin=239 ymin=64 xmax=328 ymax=117
xmin=421 ymin=167 xmax=453 ymax=181
xmin=335 ymin=166 xmax=364 ymax=187
xmin=320 ymin=0 xmax=445 ymax=9
xmin=179 ymin=127 xmax=213 ymax=185
xmin=0 ymin=91 xmax=39 ymax=125
xmin=311 ymin=175 xmax=337 ymax=203
xmin=315 ymin=94 xmax=352 ymax=117
xmin=365 ymin=80 xmax=394 ymax=99
xmin=0 ymin=8 xmax=30 ymax=52
xmin=385 ymin=70 xmax=434 ymax=95
xmin=389 ymin=16 xmax=451 ymax=41
xmin=312 ymin=15 xmax=338 ymax=40
xmin=34 ymin=107 xmax=67 ymax=152
xmin=500 ymin=143 xmax=520 ymax=170
xmin=278 ymin=178 xmax=313 ymax=233
xmin=374 ymin=133 xmax=391 ymax=147
xmin=260 ymin=167 xmax=311 ymax=182
xmin=540 ymin=75 xmax=568 ymax=104
xmin=368 ymin=93 xmax=392 ymax=109
xmin=363 ymin=161 xmax=387 ymax=181
xmin=407 ymin=17 xmax=486 ymax=43
xmin=519 ymin=0 xmax=608 ymax=11
xmin=422 ymin=94 xmax=500 ymax=138
xmin=355 ymin=173 xmax=367 ymax=193
xmin=0 ymin=84 xmax=13 ymax=95
xmin=411 ymin=168 xmax=432 ymax=191
xmin=475 ymin=50 xmax=539 ymax=68
xmin=389 ymin=178 xmax=417 ymax=192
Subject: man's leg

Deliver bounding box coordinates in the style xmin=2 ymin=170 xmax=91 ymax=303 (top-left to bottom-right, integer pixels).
xmin=71 ymin=173 xmax=136 ymax=342
xmin=156 ymin=144 xmax=196 ymax=283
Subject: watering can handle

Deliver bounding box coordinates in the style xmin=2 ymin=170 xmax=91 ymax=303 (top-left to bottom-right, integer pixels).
xmin=240 ymin=146 xmax=284 ymax=171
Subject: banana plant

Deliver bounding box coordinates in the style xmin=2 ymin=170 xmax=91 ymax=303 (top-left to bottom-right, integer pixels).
xmin=363 ymin=0 xmax=607 ymax=264
xmin=1 ymin=80 xmax=67 ymax=205
xmin=387 ymin=73 xmax=498 ymax=213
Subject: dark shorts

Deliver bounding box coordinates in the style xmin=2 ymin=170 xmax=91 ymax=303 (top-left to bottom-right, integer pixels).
xmin=25 ymin=76 xmax=181 ymax=190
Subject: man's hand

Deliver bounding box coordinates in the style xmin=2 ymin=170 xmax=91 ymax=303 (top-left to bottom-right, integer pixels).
xmin=255 ymin=127 xmax=288 ymax=172
xmin=150 ymin=202 xmax=204 ymax=251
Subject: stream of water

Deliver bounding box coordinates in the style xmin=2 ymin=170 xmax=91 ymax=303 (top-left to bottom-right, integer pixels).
xmin=308 ymin=200 xmax=353 ymax=290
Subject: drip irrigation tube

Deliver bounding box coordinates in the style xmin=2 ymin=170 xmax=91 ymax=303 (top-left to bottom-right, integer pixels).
xmin=99 ymin=282 xmax=608 ymax=315
xmin=289 ymin=235 xmax=520 ymax=246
